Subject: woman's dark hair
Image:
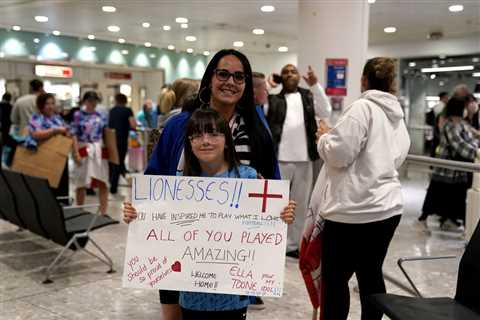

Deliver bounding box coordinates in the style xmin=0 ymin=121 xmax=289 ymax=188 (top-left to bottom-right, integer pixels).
xmin=2 ymin=92 xmax=12 ymax=102
xmin=362 ymin=57 xmax=397 ymax=94
xmin=36 ymin=93 xmax=55 ymax=112
xmin=445 ymin=96 xmax=467 ymax=117
xmin=183 ymin=108 xmax=239 ymax=176
xmin=115 ymin=93 xmax=128 ymax=105
xmin=466 ymin=93 xmax=477 ymax=103
xmin=183 ymin=49 xmax=276 ymax=178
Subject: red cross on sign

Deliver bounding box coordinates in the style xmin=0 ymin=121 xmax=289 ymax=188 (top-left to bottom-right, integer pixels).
xmin=248 ymin=180 xmax=283 ymax=213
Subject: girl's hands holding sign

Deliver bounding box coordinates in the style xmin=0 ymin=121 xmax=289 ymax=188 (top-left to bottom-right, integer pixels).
xmin=280 ymin=200 xmax=296 ymax=224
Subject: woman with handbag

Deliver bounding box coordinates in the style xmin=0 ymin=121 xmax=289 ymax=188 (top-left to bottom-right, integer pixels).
xmin=420 ymin=96 xmax=478 ymax=231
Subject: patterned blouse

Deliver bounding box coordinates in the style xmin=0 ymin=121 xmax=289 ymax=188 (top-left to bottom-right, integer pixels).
xmin=71 ymin=110 xmax=106 ymax=143
xmin=24 ymin=113 xmax=67 ymax=149
xmin=433 ymin=120 xmax=478 ymax=183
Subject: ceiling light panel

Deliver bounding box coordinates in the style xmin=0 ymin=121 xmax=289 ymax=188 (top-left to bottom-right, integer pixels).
xmin=261 ymin=5 xmax=275 ymax=12
xmin=108 ymin=25 xmax=120 ymax=32
xmin=252 ymin=28 xmax=264 ymax=35
xmin=448 ymin=4 xmax=464 ymax=12
xmin=87 ymin=34 xmax=95 ymax=40
xmin=142 ymin=22 xmax=151 ymax=28
xmin=421 ymin=65 xmax=474 ymax=73
xmin=176 ymin=17 xmax=188 ymax=23
xmin=278 ymin=46 xmax=289 ymax=52
xmin=163 ymin=25 xmax=171 ymax=31
xmin=233 ymin=41 xmax=244 ymax=47
xmin=384 ymin=26 xmax=397 ymax=33
xmin=102 ymin=6 xmax=116 ymax=13
xmin=35 ymin=16 xmax=49 ymax=22
xmin=185 ymin=36 xmax=197 ymax=42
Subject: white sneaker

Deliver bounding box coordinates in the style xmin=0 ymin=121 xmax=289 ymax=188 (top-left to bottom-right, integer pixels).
xmin=440 ymin=219 xmax=461 ymax=232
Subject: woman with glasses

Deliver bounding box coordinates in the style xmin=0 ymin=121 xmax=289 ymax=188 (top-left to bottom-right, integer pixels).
xmin=123 ymin=49 xmax=280 ymax=320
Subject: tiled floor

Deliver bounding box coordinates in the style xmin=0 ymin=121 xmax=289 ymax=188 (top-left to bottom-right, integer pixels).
xmin=0 ymin=171 xmax=465 ymax=319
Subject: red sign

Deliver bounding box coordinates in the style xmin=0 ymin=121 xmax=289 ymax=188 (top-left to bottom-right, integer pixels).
xmin=35 ymin=65 xmax=73 ymax=78
xmin=105 ymin=72 xmax=132 ymax=80
xmin=325 ymin=58 xmax=348 ymax=96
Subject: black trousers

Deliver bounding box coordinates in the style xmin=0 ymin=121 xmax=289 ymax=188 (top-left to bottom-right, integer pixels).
xmin=109 ymin=145 xmax=127 ymax=194
xmin=181 ymin=307 xmax=247 ymax=320
xmin=321 ymin=215 xmax=401 ymax=320
xmin=421 ymin=179 xmax=469 ymax=223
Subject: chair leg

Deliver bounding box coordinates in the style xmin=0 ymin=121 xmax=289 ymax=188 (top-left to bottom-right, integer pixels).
xmin=43 ymin=237 xmax=77 ymax=284
xmin=81 ymin=237 xmax=115 ymax=273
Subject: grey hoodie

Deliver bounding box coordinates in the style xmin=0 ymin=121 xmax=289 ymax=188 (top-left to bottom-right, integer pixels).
xmin=311 ymin=90 xmax=411 ymax=223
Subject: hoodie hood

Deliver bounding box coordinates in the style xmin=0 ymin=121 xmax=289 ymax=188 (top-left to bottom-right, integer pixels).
xmin=361 ymin=90 xmax=404 ymax=123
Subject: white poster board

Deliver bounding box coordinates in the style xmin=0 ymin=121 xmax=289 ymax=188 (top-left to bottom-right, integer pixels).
xmin=123 ymin=175 xmax=290 ymax=298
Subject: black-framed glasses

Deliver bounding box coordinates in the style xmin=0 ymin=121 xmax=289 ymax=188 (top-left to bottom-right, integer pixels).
xmin=214 ymin=69 xmax=247 ymax=84
xmin=189 ymin=132 xmax=225 ymax=145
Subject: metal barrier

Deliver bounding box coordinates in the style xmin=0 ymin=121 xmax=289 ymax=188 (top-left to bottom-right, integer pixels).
xmin=384 ymin=154 xmax=479 ymax=296
xmin=405 ymin=154 xmax=480 ymax=173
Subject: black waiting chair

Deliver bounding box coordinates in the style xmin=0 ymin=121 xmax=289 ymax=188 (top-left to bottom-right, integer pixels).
xmin=2 ymin=170 xmax=49 ymax=238
xmin=0 ymin=170 xmax=24 ymax=227
xmin=370 ymin=222 xmax=480 ymax=320
xmin=2 ymin=171 xmax=119 ymax=283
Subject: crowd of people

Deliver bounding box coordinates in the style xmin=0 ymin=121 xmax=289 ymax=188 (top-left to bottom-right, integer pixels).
xmin=1 ymin=48 xmax=449 ymax=319
xmin=121 ymin=50 xmax=410 ymax=320
xmin=420 ymin=85 xmax=479 ymax=232
xmin=0 ymin=77 xmax=199 ymax=214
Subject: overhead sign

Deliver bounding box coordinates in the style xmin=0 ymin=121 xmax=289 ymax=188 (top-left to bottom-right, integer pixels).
xmin=325 ymin=58 xmax=348 ymax=96
xmin=35 ymin=65 xmax=73 ymax=78
xmin=123 ymin=175 xmax=290 ymax=297
xmin=105 ymin=72 xmax=132 ymax=80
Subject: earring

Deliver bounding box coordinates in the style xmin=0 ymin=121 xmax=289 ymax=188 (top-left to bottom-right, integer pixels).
xmin=198 ymin=87 xmax=210 ymax=109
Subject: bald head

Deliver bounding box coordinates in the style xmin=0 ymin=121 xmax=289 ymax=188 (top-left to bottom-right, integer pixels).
xmin=281 ymin=64 xmax=300 ymax=93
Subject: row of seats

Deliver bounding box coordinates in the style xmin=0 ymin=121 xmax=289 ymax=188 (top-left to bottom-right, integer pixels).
xmin=0 ymin=170 xmax=118 ymax=282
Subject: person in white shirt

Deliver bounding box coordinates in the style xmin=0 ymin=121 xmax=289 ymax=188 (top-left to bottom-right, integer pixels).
xmin=10 ymin=79 xmax=44 ymax=137
xmin=433 ymin=91 xmax=449 ymax=117
xmin=266 ymin=64 xmax=331 ymax=257
xmin=312 ymin=57 xmax=410 ymax=320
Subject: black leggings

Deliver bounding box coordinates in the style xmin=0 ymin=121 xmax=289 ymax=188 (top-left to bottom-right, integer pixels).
xmin=181 ymin=307 xmax=247 ymax=320
xmin=321 ymin=215 xmax=401 ymax=320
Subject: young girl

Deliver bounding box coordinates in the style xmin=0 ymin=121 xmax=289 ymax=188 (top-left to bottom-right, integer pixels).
xmin=124 ymin=108 xmax=296 ymax=320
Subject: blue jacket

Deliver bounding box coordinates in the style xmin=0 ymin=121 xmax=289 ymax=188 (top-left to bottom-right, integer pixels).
xmin=145 ymin=107 xmax=280 ymax=179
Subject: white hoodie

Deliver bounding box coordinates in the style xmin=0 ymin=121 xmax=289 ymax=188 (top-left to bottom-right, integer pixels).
xmin=311 ymin=90 xmax=411 ymax=223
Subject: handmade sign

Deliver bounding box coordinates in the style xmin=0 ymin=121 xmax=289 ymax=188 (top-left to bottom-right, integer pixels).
xmin=123 ymin=175 xmax=290 ymax=298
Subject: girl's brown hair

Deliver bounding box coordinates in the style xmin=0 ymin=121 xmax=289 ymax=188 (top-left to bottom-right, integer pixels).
xmin=362 ymin=57 xmax=397 ymax=94
xmin=183 ymin=108 xmax=239 ymax=177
